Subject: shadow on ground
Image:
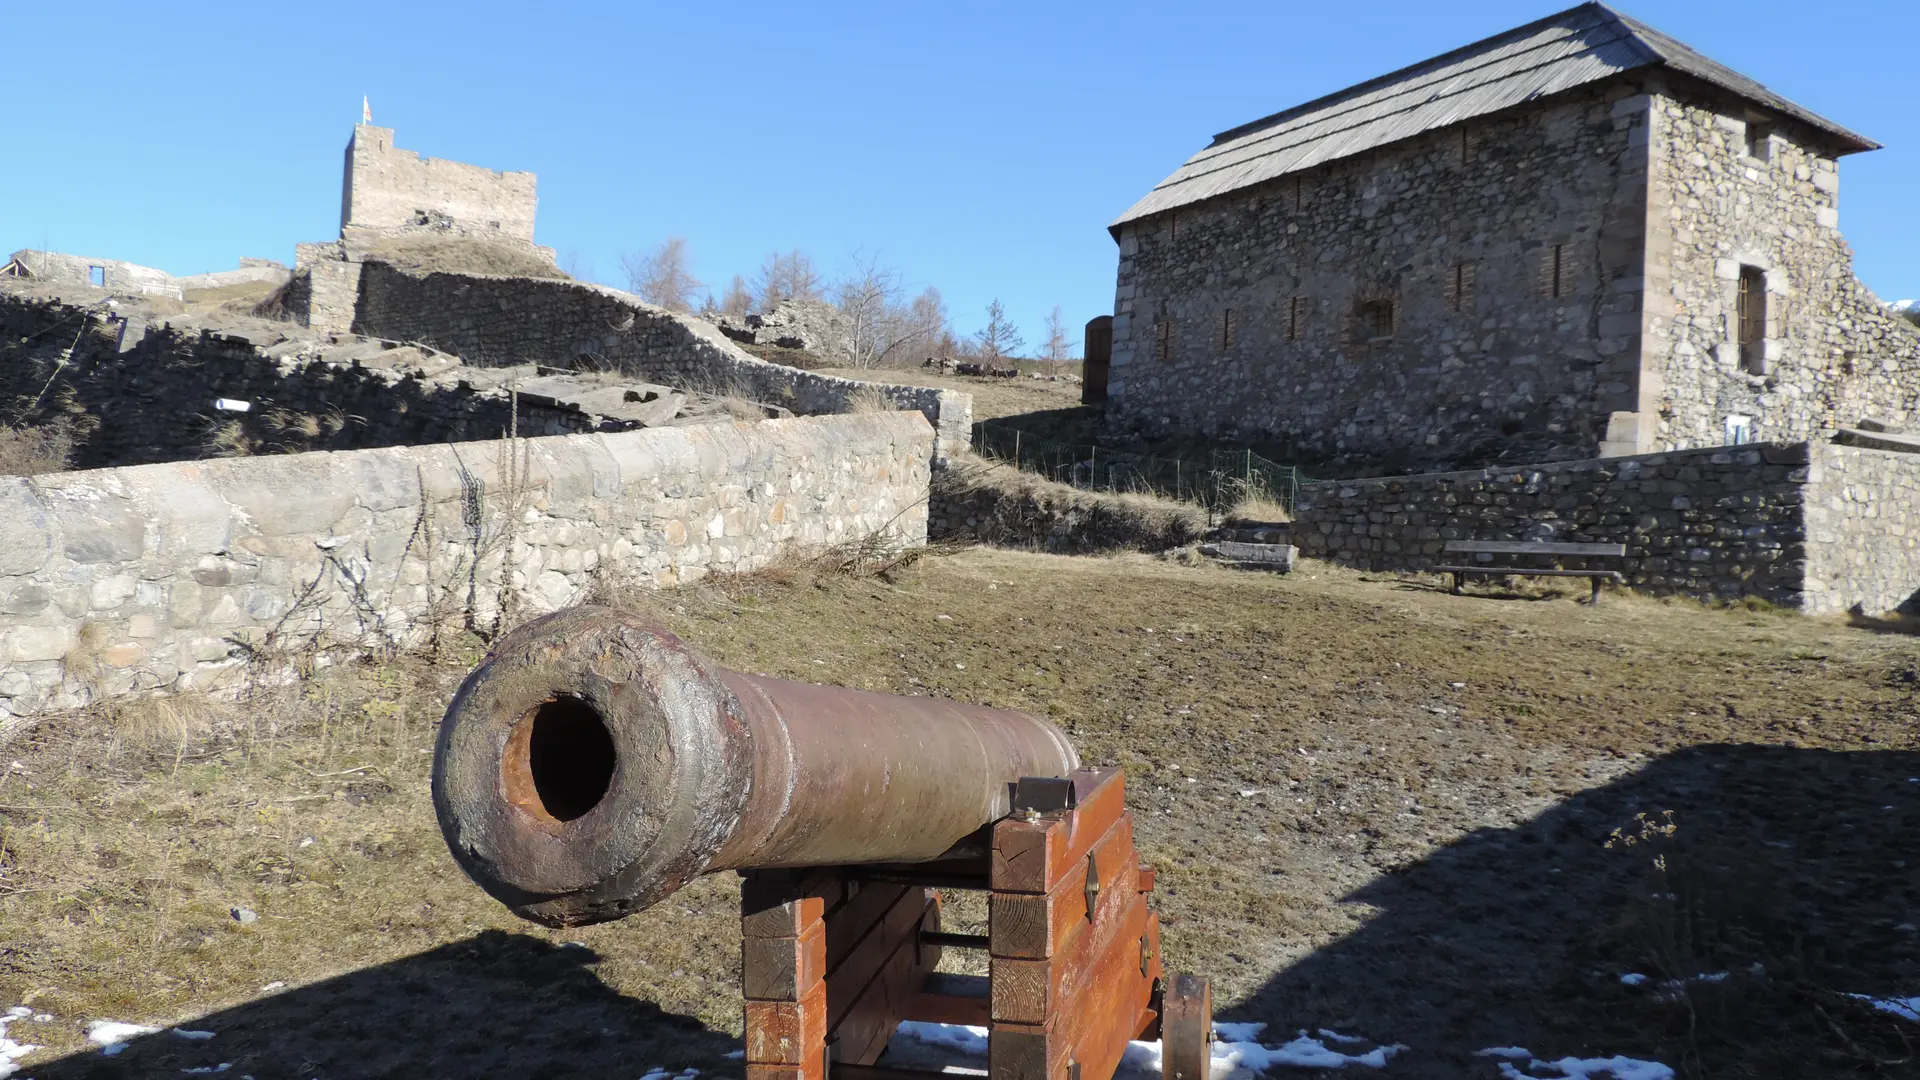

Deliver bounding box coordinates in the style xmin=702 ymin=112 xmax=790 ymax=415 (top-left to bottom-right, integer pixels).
xmin=1224 ymin=744 xmax=1920 ymax=1078
xmin=26 ymin=931 xmax=737 ymax=1080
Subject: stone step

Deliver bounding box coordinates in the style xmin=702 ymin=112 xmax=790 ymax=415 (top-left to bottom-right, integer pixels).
xmin=1200 ymin=541 xmax=1297 ymax=573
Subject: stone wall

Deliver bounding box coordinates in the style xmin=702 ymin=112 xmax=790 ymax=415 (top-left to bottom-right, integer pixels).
xmin=1292 ymin=440 xmax=1919 ymax=614
xmin=1802 ymin=445 xmax=1920 ymax=616
xmin=350 ymin=263 xmax=974 ymax=458
xmin=4 ymin=250 xmax=290 ymax=298
xmin=341 ymin=124 xmax=538 ymax=245
xmin=0 ymin=292 xmax=606 ymax=471
xmin=1107 ymin=80 xmax=1652 ymax=473
xmin=0 ymin=411 xmax=935 ymax=721
xmin=1643 ymin=83 xmax=1920 ymax=450
xmin=6 ymin=250 xmax=182 ymax=299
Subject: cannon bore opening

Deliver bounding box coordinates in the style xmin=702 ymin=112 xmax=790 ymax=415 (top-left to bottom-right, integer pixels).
xmin=504 ymin=696 xmax=616 ymax=823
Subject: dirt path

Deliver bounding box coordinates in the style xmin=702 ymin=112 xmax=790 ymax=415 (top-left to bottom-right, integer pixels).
xmin=1 ymin=551 xmax=1914 ymax=1078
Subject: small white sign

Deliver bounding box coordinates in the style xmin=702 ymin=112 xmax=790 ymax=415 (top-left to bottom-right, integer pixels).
xmin=213 ymin=398 xmax=252 ymax=413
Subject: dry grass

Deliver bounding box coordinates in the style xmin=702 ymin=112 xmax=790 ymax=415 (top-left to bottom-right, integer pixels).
xmin=843 ymin=384 xmax=899 ymax=415
xmin=0 ymin=550 xmax=1914 ymax=1077
xmin=357 ymin=236 xmax=571 ymax=280
xmin=813 ymin=365 xmax=1080 ymax=421
xmin=1223 ymin=493 xmax=1291 ymax=524
xmin=0 ymin=418 xmax=79 ymax=476
xmin=936 ymin=453 xmax=1209 ymax=553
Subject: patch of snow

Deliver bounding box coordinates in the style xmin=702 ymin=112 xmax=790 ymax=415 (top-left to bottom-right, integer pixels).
xmin=1224 ymin=1031 xmax=1403 ymax=1070
xmin=894 ymin=1019 xmax=1401 ymax=1077
xmin=896 ymin=1021 xmax=991 ymax=1056
xmin=88 ymin=1019 xmax=160 ymax=1055
xmin=181 ymin=1065 xmax=232 ymax=1075
xmin=1477 ymin=1047 xmax=1533 ymax=1059
xmin=1618 ymin=973 xmax=1648 ymax=986
xmin=723 ymin=1050 xmax=745 ymax=1060
xmin=1848 ymin=994 xmax=1920 ymax=1023
xmin=1489 ymin=1051 xmax=1675 ymax=1080
xmin=173 ymin=1028 xmax=217 ymax=1040
xmin=1 ymin=1007 xmax=43 ymax=1079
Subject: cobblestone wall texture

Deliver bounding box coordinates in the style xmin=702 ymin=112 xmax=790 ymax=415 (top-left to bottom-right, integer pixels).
xmin=1802 ymin=445 xmax=1920 ymax=616
xmin=1292 ymin=441 xmax=1919 ymax=615
xmin=1107 ymin=81 xmax=1650 ymax=473
xmin=1646 ymin=85 xmax=1920 ymax=449
xmin=0 ymin=411 xmax=934 ymax=721
xmin=351 ymin=263 xmax=973 ymax=457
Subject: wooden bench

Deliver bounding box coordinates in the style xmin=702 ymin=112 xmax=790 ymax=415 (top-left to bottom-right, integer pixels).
xmin=1435 ymin=540 xmax=1627 ymax=604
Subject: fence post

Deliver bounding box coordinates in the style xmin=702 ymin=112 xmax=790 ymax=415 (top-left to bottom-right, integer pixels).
xmin=1014 ymin=429 xmax=1021 ymax=469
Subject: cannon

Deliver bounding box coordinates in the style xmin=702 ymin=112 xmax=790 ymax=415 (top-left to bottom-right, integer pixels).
xmin=432 ymin=606 xmax=1212 ymax=1080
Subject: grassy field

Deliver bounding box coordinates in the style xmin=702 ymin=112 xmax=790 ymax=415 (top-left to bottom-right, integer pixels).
xmin=1 ymin=551 xmax=1915 ymax=1078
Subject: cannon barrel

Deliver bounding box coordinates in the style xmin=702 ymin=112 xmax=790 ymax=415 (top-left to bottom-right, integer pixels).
xmin=431 ymin=605 xmax=1079 ymax=926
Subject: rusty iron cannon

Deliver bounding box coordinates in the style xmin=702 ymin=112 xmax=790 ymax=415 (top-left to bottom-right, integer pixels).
xmin=432 ymin=605 xmax=1212 ymax=1080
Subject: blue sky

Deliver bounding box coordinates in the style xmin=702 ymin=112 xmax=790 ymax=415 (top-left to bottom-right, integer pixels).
xmin=4 ymin=1 xmax=1914 ymax=347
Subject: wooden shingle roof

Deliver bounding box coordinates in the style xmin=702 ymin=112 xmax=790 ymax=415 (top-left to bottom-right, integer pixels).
xmin=1112 ymin=3 xmax=1877 ymax=231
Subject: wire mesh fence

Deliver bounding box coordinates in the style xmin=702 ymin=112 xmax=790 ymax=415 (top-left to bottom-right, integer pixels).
xmin=971 ymin=419 xmax=1303 ymax=516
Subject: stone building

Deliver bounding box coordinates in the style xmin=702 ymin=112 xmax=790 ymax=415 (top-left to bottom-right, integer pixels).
xmin=290 ymin=121 xmax=556 ymax=332
xmin=1106 ymin=3 xmax=1920 ymax=474
xmin=336 ymin=122 xmax=540 ymax=249
xmin=0 ymin=251 xmax=288 ymax=299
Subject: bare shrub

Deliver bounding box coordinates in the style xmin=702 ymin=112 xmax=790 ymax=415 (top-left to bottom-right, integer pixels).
xmin=844 ymin=385 xmax=897 ymax=415
xmin=0 ymin=418 xmax=80 ymax=475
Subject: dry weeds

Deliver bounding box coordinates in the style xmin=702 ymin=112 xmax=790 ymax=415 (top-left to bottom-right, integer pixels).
xmin=0 ymin=550 xmax=1914 ymax=1078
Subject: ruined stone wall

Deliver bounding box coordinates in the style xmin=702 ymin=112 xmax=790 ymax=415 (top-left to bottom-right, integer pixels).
xmin=341 ymin=125 xmax=538 ymax=244
xmin=0 ymin=293 xmax=605 ymax=471
xmin=1108 ymin=80 xmax=1653 ymax=474
xmin=351 ymin=263 xmax=974 ymax=458
xmin=1644 ymin=83 xmax=1920 ymax=450
xmin=1802 ymin=444 xmax=1920 ymax=615
xmin=6 ymin=250 xmax=182 ymax=299
xmin=0 ymin=411 xmax=935 ymax=720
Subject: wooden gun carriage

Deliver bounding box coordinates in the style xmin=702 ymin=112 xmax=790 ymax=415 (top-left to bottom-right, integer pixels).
xmin=430 ymin=607 xmax=1212 ymax=1080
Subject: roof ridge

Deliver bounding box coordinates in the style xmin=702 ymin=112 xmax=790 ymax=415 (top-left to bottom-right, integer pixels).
xmin=1180 ymin=17 xmax=1643 ymax=176
xmin=1209 ymin=2 xmax=1616 ymax=145
xmin=1114 ymin=3 xmax=1877 ymax=232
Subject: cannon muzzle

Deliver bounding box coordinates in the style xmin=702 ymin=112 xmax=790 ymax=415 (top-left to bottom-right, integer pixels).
xmin=431 ymin=605 xmax=1079 ymax=926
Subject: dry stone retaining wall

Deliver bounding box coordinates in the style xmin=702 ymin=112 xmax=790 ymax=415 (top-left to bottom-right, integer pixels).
xmin=0 ymin=411 xmax=934 ymax=722
xmin=1293 ymin=441 xmax=1919 ymax=614
xmin=350 ymin=263 xmax=973 ymax=458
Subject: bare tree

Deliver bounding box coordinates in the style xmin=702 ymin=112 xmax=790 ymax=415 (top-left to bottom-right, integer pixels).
xmin=1040 ymin=305 xmax=1075 ymax=363
xmin=721 ymin=275 xmax=753 ymax=316
xmin=831 ymin=253 xmax=948 ymax=369
xmin=909 ymin=287 xmax=952 ymax=356
xmin=754 ymin=249 xmax=823 ymax=311
xmin=973 ymin=299 xmax=1025 ymax=364
xmin=622 ymin=237 xmax=703 ymax=312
